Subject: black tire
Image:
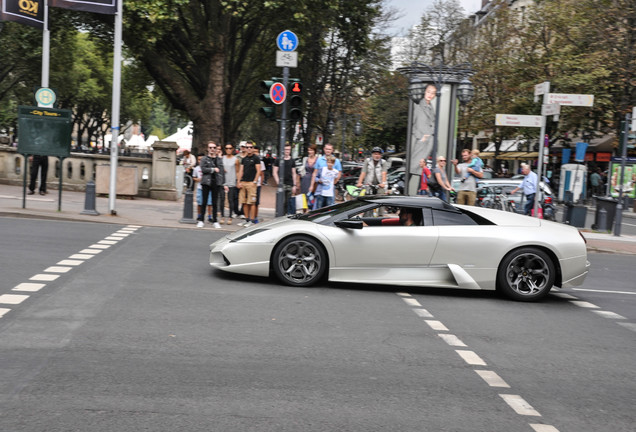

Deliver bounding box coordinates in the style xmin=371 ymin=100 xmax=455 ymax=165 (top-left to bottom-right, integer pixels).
xmin=272 ymin=235 xmax=327 ymax=287
xmin=497 ymin=247 xmax=555 ymax=301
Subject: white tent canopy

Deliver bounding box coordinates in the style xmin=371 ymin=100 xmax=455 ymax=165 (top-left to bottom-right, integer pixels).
xmin=164 ymin=122 xmax=193 ymax=151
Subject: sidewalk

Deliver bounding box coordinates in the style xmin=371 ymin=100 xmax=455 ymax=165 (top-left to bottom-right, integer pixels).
xmin=1 ymin=183 xmax=635 ymax=254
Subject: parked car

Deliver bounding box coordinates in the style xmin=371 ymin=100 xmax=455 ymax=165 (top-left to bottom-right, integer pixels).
xmin=209 ymin=195 xmax=589 ymax=301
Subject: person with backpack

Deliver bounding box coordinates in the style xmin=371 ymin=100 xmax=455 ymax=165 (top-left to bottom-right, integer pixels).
xmin=356 ymin=147 xmax=387 ymax=194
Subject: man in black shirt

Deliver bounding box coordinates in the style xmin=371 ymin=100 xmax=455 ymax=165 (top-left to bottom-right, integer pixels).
xmin=197 ymin=141 xmax=226 ymax=228
xmin=273 ymin=143 xmax=298 ymax=215
xmin=237 ymin=141 xmax=261 ymax=227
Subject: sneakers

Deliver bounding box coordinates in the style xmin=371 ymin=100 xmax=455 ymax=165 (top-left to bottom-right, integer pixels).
xmin=196 ymin=221 xmax=205 ymax=228
xmin=243 ymin=221 xmax=253 ymax=227
xmin=252 ymin=219 xmax=259 ymax=224
xmin=237 ymin=219 xmax=247 ymax=227
xmin=213 ymin=222 xmax=221 ymax=229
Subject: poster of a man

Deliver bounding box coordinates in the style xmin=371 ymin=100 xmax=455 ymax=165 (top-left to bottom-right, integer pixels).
xmin=409 ymin=84 xmax=437 ymax=192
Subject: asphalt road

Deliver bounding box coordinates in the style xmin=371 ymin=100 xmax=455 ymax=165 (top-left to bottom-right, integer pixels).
xmin=0 ymin=218 xmax=634 ymax=432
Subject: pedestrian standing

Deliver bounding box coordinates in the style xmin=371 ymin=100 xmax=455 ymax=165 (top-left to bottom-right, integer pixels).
xmin=430 ymin=156 xmax=454 ymax=201
xmin=237 ymin=141 xmax=261 ymax=227
xmin=510 ymin=163 xmax=538 ymax=215
xmin=310 ymin=143 xmax=342 ymax=209
xmin=298 ymin=144 xmax=318 ymax=211
xmin=28 ymin=154 xmax=49 ymax=195
xmin=273 ymin=143 xmax=298 ymax=215
xmin=197 ymin=141 xmax=225 ymax=228
xmin=417 ymin=158 xmax=432 ymax=196
xmin=220 ymin=143 xmax=240 ymax=225
xmin=453 ymin=148 xmax=483 ymax=205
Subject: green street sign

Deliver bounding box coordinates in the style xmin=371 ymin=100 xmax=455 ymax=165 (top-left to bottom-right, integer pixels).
xmin=17 ymin=105 xmax=72 ymax=158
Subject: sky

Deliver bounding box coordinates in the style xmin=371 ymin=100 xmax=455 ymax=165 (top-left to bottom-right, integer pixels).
xmin=386 ymin=0 xmax=483 ymax=36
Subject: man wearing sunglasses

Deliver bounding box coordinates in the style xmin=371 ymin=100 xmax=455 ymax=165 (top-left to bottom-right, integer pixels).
xmin=197 ymin=141 xmax=226 ymax=228
xmin=237 ymin=141 xmax=261 ymax=227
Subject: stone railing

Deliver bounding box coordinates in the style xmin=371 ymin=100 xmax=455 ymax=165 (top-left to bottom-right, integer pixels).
xmin=0 ymin=141 xmax=180 ymax=199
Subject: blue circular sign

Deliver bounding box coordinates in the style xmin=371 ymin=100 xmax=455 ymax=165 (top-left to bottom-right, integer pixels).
xmin=277 ymin=30 xmax=298 ymax=52
xmin=270 ymin=82 xmax=286 ymax=105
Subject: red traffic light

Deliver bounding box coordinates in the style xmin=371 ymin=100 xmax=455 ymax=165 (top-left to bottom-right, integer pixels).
xmin=289 ymin=82 xmax=303 ymax=93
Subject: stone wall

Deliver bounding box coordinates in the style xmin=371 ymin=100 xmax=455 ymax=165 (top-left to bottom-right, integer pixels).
xmin=0 ymin=145 xmax=157 ymax=198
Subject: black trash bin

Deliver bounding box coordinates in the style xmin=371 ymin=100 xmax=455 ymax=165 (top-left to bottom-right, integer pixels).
xmin=592 ymin=196 xmax=618 ymax=231
xmin=563 ymin=204 xmax=587 ymax=227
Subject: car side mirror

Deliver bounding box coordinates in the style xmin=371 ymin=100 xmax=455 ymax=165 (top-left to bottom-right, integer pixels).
xmin=335 ymin=220 xmax=363 ymax=230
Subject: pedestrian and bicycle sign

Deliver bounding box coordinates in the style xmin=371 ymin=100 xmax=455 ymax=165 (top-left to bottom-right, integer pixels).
xmin=270 ymin=82 xmax=286 ymax=105
xmin=277 ymin=30 xmax=298 ymax=52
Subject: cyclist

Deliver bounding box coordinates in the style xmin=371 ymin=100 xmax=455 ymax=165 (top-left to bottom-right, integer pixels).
xmin=357 ymin=147 xmax=387 ymax=195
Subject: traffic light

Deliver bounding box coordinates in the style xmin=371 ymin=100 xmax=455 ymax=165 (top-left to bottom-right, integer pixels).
xmin=259 ymin=79 xmax=280 ymax=121
xmin=288 ymin=81 xmax=303 ymax=121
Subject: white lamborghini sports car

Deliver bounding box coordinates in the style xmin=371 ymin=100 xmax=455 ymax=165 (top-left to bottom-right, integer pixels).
xmin=210 ymin=196 xmax=589 ymax=301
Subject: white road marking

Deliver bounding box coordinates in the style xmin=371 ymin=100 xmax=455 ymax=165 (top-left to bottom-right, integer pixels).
xmin=104 ymin=236 xmax=123 ymax=241
xmin=499 ymin=394 xmax=541 ymax=416
xmin=413 ymin=308 xmax=434 ymax=318
xmin=13 ymin=283 xmax=45 ymax=292
xmin=44 ymin=266 xmax=72 ymax=273
xmin=97 ymin=240 xmax=117 ymax=245
xmin=126 ymin=225 xmax=141 ymax=228
xmin=88 ymin=244 xmax=111 ymax=249
xmin=0 ymin=294 xmax=29 ymax=305
xmin=57 ymin=260 xmax=83 ymax=266
xmin=591 ymin=310 xmax=626 ymax=319
xmin=110 ymin=233 xmax=129 ymax=237
xmin=402 ymin=298 xmax=422 ymax=307
xmin=572 ymin=288 xmax=636 ymax=295
xmin=80 ymin=248 xmax=103 ymax=254
xmin=424 ymin=320 xmax=449 ymax=331
xmin=0 ymin=308 xmax=10 ymax=318
xmin=438 ymin=333 xmax=467 ymax=347
xmin=396 ymin=292 xmax=411 ymax=297
xmin=69 ymin=254 xmax=93 ymax=259
xmin=475 ymin=370 xmax=510 ymax=388
xmin=551 ymin=292 xmax=578 ymax=300
xmin=618 ymin=322 xmax=636 ymax=332
xmin=30 ymin=274 xmax=60 ymax=281
xmin=455 ymin=350 xmax=487 ymax=366
xmin=529 ymin=424 xmax=560 ymax=432
xmin=569 ymin=300 xmax=599 ymax=309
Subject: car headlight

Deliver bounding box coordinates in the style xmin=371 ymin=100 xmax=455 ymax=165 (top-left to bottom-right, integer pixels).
xmin=230 ymin=228 xmax=269 ymax=243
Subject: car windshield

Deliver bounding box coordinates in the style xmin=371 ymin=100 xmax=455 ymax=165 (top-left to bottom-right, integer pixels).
xmin=292 ymin=199 xmax=370 ymax=224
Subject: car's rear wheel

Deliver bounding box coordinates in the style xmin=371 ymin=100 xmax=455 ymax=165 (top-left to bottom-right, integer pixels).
xmin=497 ymin=248 xmax=555 ymax=301
xmin=272 ymin=236 xmax=327 ymax=287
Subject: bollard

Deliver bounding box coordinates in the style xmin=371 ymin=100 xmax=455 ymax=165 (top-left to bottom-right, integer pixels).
xmin=597 ymin=207 xmax=607 ymax=231
xmin=80 ymin=180 xmax=100 ymax=215
xmin=179 ymin=188 xmax=197 ymax=224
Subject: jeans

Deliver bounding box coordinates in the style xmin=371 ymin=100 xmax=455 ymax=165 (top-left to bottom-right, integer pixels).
xmin=316 ymin=195 xmax=335 ymax=208
xmin=198 ymin=183 xmax=220 ymax=222
xmin=523 ymin=193 xmax=535 ymax=215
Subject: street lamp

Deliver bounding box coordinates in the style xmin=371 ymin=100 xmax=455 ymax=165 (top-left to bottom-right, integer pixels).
xmin=399 ymin=61 xmax=474 ymax=194
xmin=327 ymin=113 xmax=362 ymax=161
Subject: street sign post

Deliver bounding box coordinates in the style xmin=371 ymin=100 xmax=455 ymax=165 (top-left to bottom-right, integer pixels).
xmin=495 ymin=114 xmax=543 ymax=128
xmin=270 ymin=82 xmax=286 ymax=105
xmin=546 ymin=93 xmax=594 ymax=107
xmin=276 ymin=51 xmax=298 ymax=68
xmin=541 ymin=103 xmax=561 ymax=116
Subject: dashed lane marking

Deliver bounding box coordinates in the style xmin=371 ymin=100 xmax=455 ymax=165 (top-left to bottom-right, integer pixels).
xmin=617 ymin=322 xmax=636 ymax=332
xmin=69 ymin=254 xmax=94 ymax=260
xmin=424 ymin=320 xmax=449 ymax=331
xmin=44 ymin=266 xmax=73 ymax=273
xmin=12 ymin=283 xmax=45 ymax=292
xmin=0 ymin=294 xmax=30 ymax=305
xmin=499 ymin=394 xmax=541 ymax=416
xmin=0 ymin=308 xmax=10 ymax=318
xmin=57 ymin=260 xmax=83 ymax=266
xmin=475 ymin=370 xmax=510 ymax=388
xmin=104 ymin=236 xmax=124 ymax=241
xmin=413 ymin=308 xmax=434 ymax=318
xmin=530 ymin=424 xmax=560 ymax=432
xmin=569 ymin=300 xmax=600 ymax=309
xmin=30 ymin=274 xmax=59 ymax=281
xmin=402 ymin=298 xmax=421 ymax=307
xmin=573 ymin=288 xmax=636 ymax=295
xmin=591 ymin=310 xmax=626 ymax=319
xmin=80 ymin=249 xmax=103 ymax=254
xmin=97 ymin=240 xmax=117 ymax=245
xmin=455 ymin=349 xmax=487 ymax=366
xmin=438 ymin=333 xmax=467 ymax=347
xmin=88 ymin=244 xmax=110 ymax=249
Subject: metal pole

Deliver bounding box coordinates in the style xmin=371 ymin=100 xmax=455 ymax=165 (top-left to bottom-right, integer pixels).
xmin=41 ymin=1 xmax=49 ymax=88
xmin=341 ymin=112 xmax=346 ymax=161
xmin=108 ymin=0 xmax=123 ymax=215
xmin=431 ymin=83 xmax=442 ymax=167
xmin=614 ymin=113 xmax=630 ymax=236
xmin=534 ymin=91 xmax=548 ymax=218
xmin=405 ymin=98 xmax=414 ymax=195
xmin=276 ymin=67 xmax=289 ymax=217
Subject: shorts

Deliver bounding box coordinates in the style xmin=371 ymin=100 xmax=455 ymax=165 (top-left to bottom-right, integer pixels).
xmin=456 ymin=190 xmax=476 ymax=206
xmin=196 ymin=188 xmax=213 ymax=206
xmin=239 ymin=182 xmax=258 ymax=205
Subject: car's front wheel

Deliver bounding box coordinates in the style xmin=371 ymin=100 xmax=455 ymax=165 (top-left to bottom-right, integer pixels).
xmin=497 ymin=248 xmax=555 ymax=301
xmin=272 ymin=236 xmax=327 ymax=287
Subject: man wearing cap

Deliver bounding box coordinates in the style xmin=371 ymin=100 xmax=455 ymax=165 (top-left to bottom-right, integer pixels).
xmin=357 ymin=147 xmax=387 ymax=194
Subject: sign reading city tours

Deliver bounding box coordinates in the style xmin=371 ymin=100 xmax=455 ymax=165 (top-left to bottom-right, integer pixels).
xmin=49 ymin=0 xmax=116 ymax=14
xmin=17 ymin=106 xmax=72 ymax=158
xmin=495 ymin=114 xmax=543 ymax=128
xmin=0 ymin=0 xmax=45 ymax=29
